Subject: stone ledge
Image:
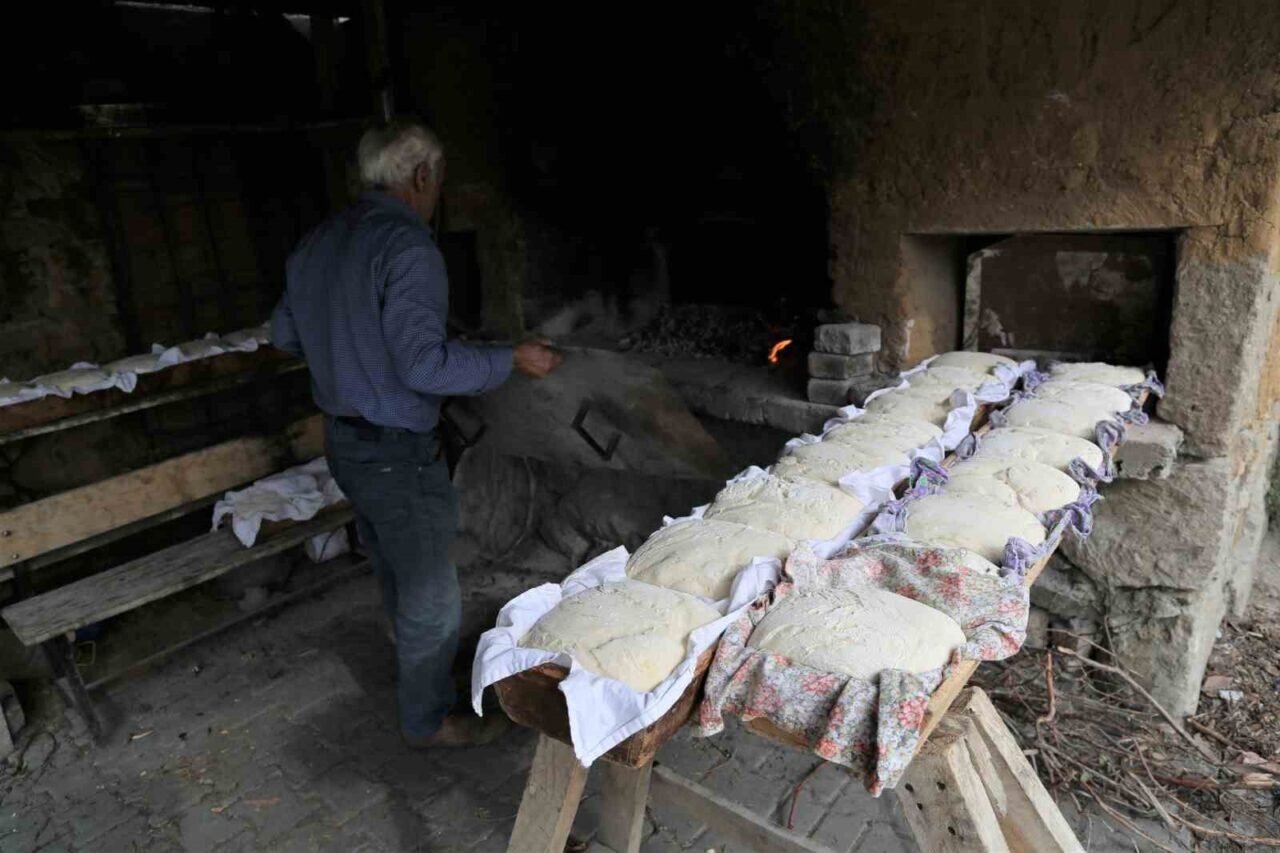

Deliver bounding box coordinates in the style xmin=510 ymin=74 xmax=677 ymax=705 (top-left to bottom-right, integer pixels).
xmin=1115 ymin=419 xmax=1184 ymax=479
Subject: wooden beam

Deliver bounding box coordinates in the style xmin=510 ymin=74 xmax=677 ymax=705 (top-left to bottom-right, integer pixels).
xmin=507 ymin=734 xmax=589 ymax=853
xmin=649 ymin=765 xmax=833 ymax=853
xmin=896 ymin=729 xmax=1011 ymax=853
xmin=0 ymin=414 xmax=322 ymax=570
xmin=596 ymin=761 xmax=651 ymax=853
xmin=2 ymin=506 xmax=353 ymax=646
xmin=0 ymin=349 xmax=304 ymax=442
xmin=955 ymin=689 xmax=1083 ymax=853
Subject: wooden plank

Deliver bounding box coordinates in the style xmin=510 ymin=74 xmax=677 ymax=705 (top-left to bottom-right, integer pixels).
xmin=0 ymin=360 xmax=306 ymax=445
xmin=597 ymin=761 xmax=651 ymax=853
xmin=0 ymin=414 xmax=323 ymax=569
xmin=649 ymin=765 xmax=833 ymax=853
xmin=0 ymin=348 xmax=303 ymax=441
xmin=956 ymin=689 xmax=1083 ymax=853
xmin=939 ymin=713 xmax=1008 ymax=818
xmin=895 ymin=730 xmax=1011 ymax=853
xmin=2 ymin=506 xmax=352 ymax=646
xmin=83 ymin=553 xmax=369 ymax=691
xmin=506 ymin=734 xmax=589 ymax=853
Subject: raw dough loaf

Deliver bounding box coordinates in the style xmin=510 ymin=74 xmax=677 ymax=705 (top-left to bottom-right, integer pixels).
xmin=1049 ymin=362 xmax=1145 ymax=387
xmin=824 ymin=415 xmax=943 ymax=451
xmin=906 ymin=366 xmax=994 ymax=393
xmin=1000 ymin=398 xmax=1114 ymax=440
xmin=945 ymin=458 xmax=1081 ymax=514
xmin=1031 ymin=380 xmax=1133 ymax=415
xmin=748 ymin=586 xmax=966 ymax=679
xmin=176 ymin=336 xmax=228 ymax=361
xmin=903 ymin=493 xmax=1046 ymax=563
xmin=970 ymin=427 xmax=1105 ymax=473
xmin=864 ymin=388 xmax=956 ymax=428
xmin=34 ymin=367 xmax=111 ymax=396
xmin=930 ymin=351 xmax=1017 ymax=374
xmin=625 ymin=518 xmax=793 ymax=600
xmin=106 ymin=353 xmax=168 ymax=375
xmin=772 ymin=439 xmax=910 ymax=486
xmin=704 ymin=474 xmax=865 ymax=541
xmin=520 ymin=581 xmax=720 ymax=692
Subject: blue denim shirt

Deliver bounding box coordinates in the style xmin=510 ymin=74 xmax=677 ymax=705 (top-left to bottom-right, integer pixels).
xmin=271 ymin=192 xmax=513 ymax=432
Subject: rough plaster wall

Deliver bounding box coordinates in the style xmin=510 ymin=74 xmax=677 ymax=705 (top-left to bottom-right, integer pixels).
xmin=0 ymin=139 xmax=124 ymax=377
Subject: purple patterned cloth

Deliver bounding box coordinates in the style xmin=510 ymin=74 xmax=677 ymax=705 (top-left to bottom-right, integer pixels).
xmin=697 ymin=541 xmax=1029 ymax=795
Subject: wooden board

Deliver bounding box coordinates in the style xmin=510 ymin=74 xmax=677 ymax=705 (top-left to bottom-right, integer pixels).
xmin=597 ymin=761 xmax=652 ymax=853
xmin=506 ymin=734 xmax=590 ymax=853
xmin=494 ymin=648 xmax=714 ymax=769
xmin=896 ymin=728 xmax=1011 ymax=853
xmin=0 ymin=348 xmax=303 ymax=441
xmin=1 ymin=505 xmax=353 ymax=646
xmin=955 ymin=689 xmax=1083 ymax=853
xmin=0 ymin=414 xmax=323 ymax=570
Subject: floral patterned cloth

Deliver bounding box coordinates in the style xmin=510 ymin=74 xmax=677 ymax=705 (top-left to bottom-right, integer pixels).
xmin=697 ymin=540 xmax=1028 ymax=795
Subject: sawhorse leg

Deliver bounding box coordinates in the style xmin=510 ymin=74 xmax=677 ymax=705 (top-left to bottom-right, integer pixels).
xmin=41 ymin=635 xmax=103 ymax=741
xmin=508 ymin=735 xmax=590 ymax=853
xmin=895 ymin=688 xmax=1083 ymax=853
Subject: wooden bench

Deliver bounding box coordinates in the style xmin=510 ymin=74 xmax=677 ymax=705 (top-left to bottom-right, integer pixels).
xmin=0 ymin=367 xmax=363 ymax=739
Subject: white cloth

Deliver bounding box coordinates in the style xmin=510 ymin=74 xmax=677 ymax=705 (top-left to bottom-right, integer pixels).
xmin=211 ymin=458 xmax=346 ymax=548
xmin=470 ymin=546 xmax=780 ymax=765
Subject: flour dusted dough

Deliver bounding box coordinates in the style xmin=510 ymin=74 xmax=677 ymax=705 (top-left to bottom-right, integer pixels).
xmin=1049 ymin=362 xmax=1146 ymax=387
xmin=864 ymin=388 xmax=955 ymax=428
xmin=704 ymin=474 xmax=865 ymax=541
xmin=945 ymin=458 xmax=1081 ymax=514
xmin=34 ymin=367 xmax=111 ymax=395
xmin=520 ymin=581 xmax=720 ymax=692
xmin=625 ymin=519 xmax=793 ymax=600
xmin=907 ymin=366 xmax=994 ymax=393
xmin=1001 ymin=398 xmax=1114 ymax=440
xmin=903 ymin=493 xmax=1046 ymax=563
xmin=824 ymin=415 xmax=943 ymax=451
xmin=930 ymin=351 xmax=1017 ymax=374
xmin=106 ymin=353 xmax=167 ymax=375
xmin=1031 ymin=380 xmax=1133 ymax=415
xmin=773 ymin=439 xmax=910 ymax=486
xmin=971 ymin=427 xmax=1105 ymax=473
xmin=748 ymin=586 xmax=967 ymax=679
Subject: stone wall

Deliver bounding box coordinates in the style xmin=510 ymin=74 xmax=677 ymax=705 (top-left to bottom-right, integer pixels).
xmin=0 ymin=139 xmax=124 ymax=378
xmin=760 ymin=0 xmax=1280 ymax=716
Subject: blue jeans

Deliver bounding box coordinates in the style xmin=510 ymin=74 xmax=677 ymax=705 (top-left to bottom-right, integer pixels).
xmin=324 ymin=417 xmax=460 ymax=737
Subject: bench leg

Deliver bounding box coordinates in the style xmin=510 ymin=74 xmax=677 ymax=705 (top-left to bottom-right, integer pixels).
xmin=507 ymin=734 xmax=589 ymax=853
xmin=42 ymin=635 xmax=103 ymax=741
xmin=597 ymin=761 xmax=652 ymax=853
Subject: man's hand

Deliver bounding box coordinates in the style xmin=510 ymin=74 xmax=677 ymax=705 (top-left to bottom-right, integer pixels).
xmin=513 ymin=339 xmax=563 ymax=379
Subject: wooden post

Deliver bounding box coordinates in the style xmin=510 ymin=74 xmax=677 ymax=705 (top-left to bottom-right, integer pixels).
xmin=507 ymin=735 xmax=589 ymax=853
xmin=596 ymin=761 xmax=652 ymax=853
xmin=954 ymin=689 xmax=1084 ymax=853
xmin=896 ymin=728 xmax=1011 ymax=853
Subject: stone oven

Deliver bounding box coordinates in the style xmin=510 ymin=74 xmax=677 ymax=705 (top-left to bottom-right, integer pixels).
xmin=430 ymin=1 xmax=1280 ymax=717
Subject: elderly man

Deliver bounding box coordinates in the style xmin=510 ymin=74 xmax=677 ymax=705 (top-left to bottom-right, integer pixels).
xmin=271 ymin=119 xmax=560 ymax=747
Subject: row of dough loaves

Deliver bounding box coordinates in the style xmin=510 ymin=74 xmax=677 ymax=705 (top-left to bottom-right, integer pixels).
xmin=516 ymin=352 xmax=1017 ymax=691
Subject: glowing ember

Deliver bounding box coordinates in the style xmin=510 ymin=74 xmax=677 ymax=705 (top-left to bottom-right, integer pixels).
xmin=768 ymin=339 xmax=794 ymax=364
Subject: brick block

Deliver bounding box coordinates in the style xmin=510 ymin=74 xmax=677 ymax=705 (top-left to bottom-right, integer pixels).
xmin=807 ymin=378 xmax=853 ymax=406
xmin=1115 ymin=420 xmax=1183 ymax=480
xmin=808 ymin=351 xmax=876 ymax=380
xmin=814 ymin=323 xmax=881 ymax=356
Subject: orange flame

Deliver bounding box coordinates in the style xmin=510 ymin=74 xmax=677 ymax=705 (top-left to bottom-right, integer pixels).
xmin=768 ymin=339 xmax=794 ymax=364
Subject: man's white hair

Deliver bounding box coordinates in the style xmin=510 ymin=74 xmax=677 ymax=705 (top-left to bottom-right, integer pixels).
xmin=357 ymin=119 xmax=444 ymax=190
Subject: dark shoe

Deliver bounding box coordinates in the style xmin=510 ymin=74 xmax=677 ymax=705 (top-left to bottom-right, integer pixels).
xmin=403 ymin=713 xmax=510 ymax=749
